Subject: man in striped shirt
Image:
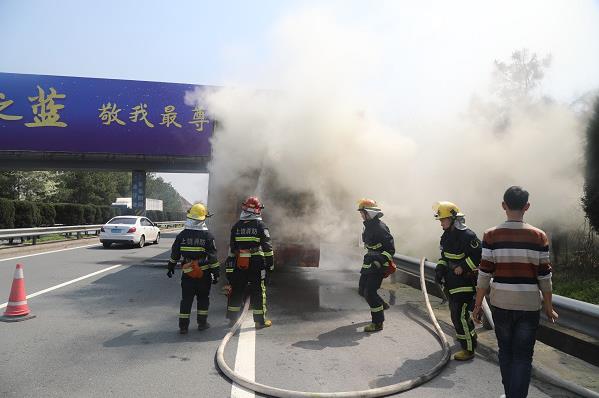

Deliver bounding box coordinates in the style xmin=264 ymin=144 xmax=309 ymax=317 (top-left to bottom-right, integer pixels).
xmin=473 ymin=186 xmax=558 ymax=398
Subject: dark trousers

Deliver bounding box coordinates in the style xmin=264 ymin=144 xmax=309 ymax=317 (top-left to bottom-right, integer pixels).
xmin=448 ymin=295 xmax=477 ymax=352
xmin=358 ymin=273 xmax=385 ymax=324
xmin=227 ymin=268 xmax=267 ymax=324
xmin=179 ymin=276 xmax=211 ymax=329
xmin=492 ymin=306 xmax=540 ymax=398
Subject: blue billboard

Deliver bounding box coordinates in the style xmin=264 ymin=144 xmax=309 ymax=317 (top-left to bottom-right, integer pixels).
xmin=0 ymin=73 xmax=214 ymax=157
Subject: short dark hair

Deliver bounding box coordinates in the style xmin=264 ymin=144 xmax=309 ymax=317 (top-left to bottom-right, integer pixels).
xmin=503 ymin=186 xmax=529 ymax=210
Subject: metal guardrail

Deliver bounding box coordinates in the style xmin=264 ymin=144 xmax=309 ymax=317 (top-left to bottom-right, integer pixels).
xmin=0 ymin=221 xmax=185 ymax=245
xmin=393 ymin=253 xmax=599 ymax=341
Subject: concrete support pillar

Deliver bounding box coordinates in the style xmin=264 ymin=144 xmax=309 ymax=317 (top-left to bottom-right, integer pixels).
xmin=132 ymin=170 xmax=147 ymax=216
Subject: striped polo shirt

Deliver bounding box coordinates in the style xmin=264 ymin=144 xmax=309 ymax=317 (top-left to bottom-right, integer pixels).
xmin=477 ymin=220 xmax=552 ymax=311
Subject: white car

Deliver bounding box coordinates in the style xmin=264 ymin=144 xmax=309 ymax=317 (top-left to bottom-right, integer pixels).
xmin=99 ymin=216 xmax=160 ymax=248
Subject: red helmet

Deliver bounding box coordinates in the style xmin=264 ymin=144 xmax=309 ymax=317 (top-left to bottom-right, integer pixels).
xmin=242 ymin=196 xmax=264 ymax=214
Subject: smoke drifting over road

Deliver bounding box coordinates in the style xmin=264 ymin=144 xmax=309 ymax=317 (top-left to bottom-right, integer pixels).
xmin=187 ymin=2 xmax=597 ymax=257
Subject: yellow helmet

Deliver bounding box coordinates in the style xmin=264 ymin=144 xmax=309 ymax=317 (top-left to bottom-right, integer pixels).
xmin=357 ymin=198 xmax=381 ymax=211
xmin=187 ymin=202 xmax=211 ymax=221
xmin=433 ymin=201 xmax=464 ymax=220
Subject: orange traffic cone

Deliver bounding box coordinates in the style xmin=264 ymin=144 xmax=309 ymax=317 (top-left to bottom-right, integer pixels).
xmin=0 ymin=263 xmax=36 ymax=322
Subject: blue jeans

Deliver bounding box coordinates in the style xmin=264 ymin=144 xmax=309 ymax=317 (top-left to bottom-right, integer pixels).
xmin=491 ymin=306 xmax=540 ymax=398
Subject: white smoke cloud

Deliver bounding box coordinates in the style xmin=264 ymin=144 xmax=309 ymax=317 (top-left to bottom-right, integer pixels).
xmin=187 ymin=1 xmax=598 ymax=258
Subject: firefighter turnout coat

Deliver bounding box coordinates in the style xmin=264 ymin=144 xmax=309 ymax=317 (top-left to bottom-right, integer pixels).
xmin=225 ymin=218 xmax=274 ymax=324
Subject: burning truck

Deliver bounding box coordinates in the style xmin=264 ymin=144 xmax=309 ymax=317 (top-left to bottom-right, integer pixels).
xmin=206 ymin=166 xmax=320 ymax=268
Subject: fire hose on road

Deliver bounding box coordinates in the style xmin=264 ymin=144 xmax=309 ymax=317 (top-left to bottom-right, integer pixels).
xmin=215 ymin=257 xmax=451 ymax=397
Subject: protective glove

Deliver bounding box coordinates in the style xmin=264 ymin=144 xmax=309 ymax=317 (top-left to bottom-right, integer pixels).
xmin=435 ymin=274 xmax=444 ymax=285
xmin=434 ymin=265 xmax=445 ymax=285
xmin=167 ymin=266 xmax=175 ymax=278
xmin=364 ymin=253 xmax=375 ymax=264
xmin=211 ymin=273 xmax=219 ymax=285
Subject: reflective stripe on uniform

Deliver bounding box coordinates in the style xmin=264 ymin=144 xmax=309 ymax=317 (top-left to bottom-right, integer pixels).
xmin=263 ymin=251 xmax=274 ymax=257
xmin=209 ymin=262 xmax=220 ymax=269
xmin=251 ymin=251 xmax=264 ymax=256
xmin=437 ymin=259 xmax=447 ymax=266
xmin=444 ymin=252 xmax=465 ymax=260
xmin=366 ymin=243 xmax=382 ymax=250
xmin=461 ymin=302 xmax=474 ymax=351
xmin=178 ymin=313 xmax=190 ymax=319
xmin=362 ymin=264 xmax=371 ymax=269
xmin=235 ymin=236 xmax=261 ymax=242
xmin=381 ymin=251 xmax=392 ymax=261
xmin=227 ymin=306 xmax=241 ymax=312
xmin=181 ymin=246 xmax=206 ymax=252
xmin=183 ymin=264 xmax=211 ymax=273
xmin=261 ymin=280 xmax=267 ymax=317
xmin=456 ymin=329 xmax=477 ymax=339
xmin=370 ymin=305 xmax=384 ymax=313
xmin=226 ymin=268 xmax=234 ymax=273
xmin=465 ymin=257 xmax=477 ymax=270
xmin=197 ymin=310 xmax=208 ymax=315
xmin=169 ymin=258 xmax=178 ymax=263
xmin=253 ymin=309 xmax=264 ymax=315
xmin=449 ymin=286 xmax=475 ymax=295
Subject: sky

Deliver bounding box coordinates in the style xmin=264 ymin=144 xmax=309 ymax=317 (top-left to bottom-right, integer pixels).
xmin=2 ymin=0 xmax=599 ymax=209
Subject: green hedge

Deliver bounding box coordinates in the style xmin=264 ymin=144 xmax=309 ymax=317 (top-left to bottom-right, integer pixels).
xmin=95 ymin=206 xmax=113 ymax=224
xmin=38 ymin=203 xmax=56 ymax=226
xmin=0 ymin=202 xmax=181 ymax=229
xmin=54 ymin=203 xmax=85 ymax=226
xmin=14 ymin=201 xmax=41 ymax=228
xmin=83 ymin=205 xmax=96 ymax=224
xmin=0 ymin=198 xmax=15 ymax=229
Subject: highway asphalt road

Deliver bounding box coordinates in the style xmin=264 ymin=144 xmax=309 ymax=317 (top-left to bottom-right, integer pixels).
xmin=0 ymin=232 xmax=572 ymax=397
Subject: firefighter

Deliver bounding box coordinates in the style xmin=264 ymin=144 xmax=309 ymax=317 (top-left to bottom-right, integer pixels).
xmin=358 ymin=198 xmax=395 ymax=333
xmin=225 ymin=196 xmax=274 ymax=329
xmin=167 ymin=203 xmax=220 ymax=334
xmin=433 ymin=201 xmax=481 ymax=360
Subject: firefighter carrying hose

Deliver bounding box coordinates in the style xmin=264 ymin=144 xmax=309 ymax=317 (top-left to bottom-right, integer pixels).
xmin=358 ymin=199 xmax=395 ymax=333
xmin=225 ymin=196 xmax=274 ymax=329
xmin=433 ymin=201 xmax=481 ymax=360
xmin=167 ymin=203 xmax=220 ymax=334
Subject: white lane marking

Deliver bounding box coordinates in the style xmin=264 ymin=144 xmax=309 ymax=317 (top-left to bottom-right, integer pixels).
xmin=1 ymin=264 xmax=123 ymax=309
xmin=0 ymin=243 xmax=101 ymax=263
xmin=230 ymin=315 xmax=256 ymax=398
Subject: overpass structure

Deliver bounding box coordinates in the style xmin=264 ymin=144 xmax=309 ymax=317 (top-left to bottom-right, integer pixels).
xmin=0 ymin=72 xmax=214 ymax=213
